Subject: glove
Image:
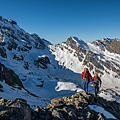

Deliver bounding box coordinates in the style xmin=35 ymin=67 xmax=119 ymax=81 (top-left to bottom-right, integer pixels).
xmin=82 ymin=79 xmax=85 ymax=82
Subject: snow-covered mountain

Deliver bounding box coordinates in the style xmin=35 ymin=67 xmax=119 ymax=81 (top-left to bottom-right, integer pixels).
xmin=0 ymin=16 xmax=83 ymax=108
xmin=0 ymin=15 xmax=120 ymax=114
xmin=50 ymin=36 xmax=120 ymax=77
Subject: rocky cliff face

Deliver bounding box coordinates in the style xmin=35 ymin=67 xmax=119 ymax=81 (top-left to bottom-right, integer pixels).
xmin=92 ymin=38 xmax=120 ymax=55
xmin=0 ymin=91 xmax=119 ymax=120
xmin=106 ymin=40 xmax=120 ymax=54
xmin=0 ymin=63 xmax=23 ymax=90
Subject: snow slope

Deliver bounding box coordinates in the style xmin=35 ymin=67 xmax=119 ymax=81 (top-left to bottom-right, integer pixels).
xmin=0 ymin=17 xmax=84 ymax=109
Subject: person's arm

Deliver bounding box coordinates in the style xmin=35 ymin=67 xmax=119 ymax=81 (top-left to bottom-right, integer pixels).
xmin=89 ymin=73 xmax=93 ymax=82
xmin=98 ymin=77 xmax=102 ymax=86
xmin=81 ymin=72 xmax=83 ymax=79
xmin=92 ymin=76 xmax=94 ymax=81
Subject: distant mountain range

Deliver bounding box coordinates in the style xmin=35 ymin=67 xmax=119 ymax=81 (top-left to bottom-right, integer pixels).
xmin=0 ymin=16 xmax=120 ymax=119
xmin=50 ymin=36 xmax=120 ymax=77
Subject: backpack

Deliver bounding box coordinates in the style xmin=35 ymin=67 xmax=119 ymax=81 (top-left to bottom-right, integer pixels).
xmin=82 ymin=72 xmax=89 ymax=81
xmin=95 ymin=78 xmax=99 ymax=84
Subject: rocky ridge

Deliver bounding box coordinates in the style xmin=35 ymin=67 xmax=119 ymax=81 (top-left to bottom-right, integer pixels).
xmin=0 ymin=91 xmax=119 ymax=120
xmin=92 ymin=38 xmax=120 ymax=54
xmin=52 ymin=37 xmax=120 ymax=78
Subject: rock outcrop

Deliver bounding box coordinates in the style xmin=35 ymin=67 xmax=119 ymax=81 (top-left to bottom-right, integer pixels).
xmin=0 ymin=98 xmax=31 ymax=120
xmin=47 ymin=91 xmax=119 ymax=120
xmin=34 ymin=55 xmax=50 ymax=69
xmin=0 ymin=63 xmax=24 ymax=89
xmin=106 ymin=40 xmax=120 ymax=55
xmin=0 ymin=91 xmax=119 ymax=120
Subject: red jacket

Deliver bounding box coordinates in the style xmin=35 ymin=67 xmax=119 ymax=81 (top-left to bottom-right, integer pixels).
xmin=81 ymin=71 xmax=92 ymax=81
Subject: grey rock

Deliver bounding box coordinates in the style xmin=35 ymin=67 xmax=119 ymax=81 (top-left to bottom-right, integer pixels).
xmin=0 ymin=63 xmax=24 ymax=89
xmin=0 ymin=91 xmax=120 ymax=119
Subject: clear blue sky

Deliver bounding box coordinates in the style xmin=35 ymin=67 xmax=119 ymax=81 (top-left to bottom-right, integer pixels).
xmin=0 ymin=0 xmax=120 ymax=44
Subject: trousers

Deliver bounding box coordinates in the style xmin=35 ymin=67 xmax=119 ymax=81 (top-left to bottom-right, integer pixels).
xmin=83 ymin=79 xmax=89 ymax=93
xmin=94 ymin=82 xmax=99 ymax=96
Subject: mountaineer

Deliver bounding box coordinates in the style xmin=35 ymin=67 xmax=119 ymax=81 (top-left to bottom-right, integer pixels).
xmin=92 ymin=73 xmax=102 ymax=96
xmin=81 ymin=67 xmax=92 ymax=93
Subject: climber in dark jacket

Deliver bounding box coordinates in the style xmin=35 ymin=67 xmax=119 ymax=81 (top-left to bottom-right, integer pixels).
xmin=92 ymin=73 xmax=102 ymax=96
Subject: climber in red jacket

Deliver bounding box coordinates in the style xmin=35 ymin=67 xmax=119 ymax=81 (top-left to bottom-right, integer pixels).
xmin=81 ymin=67 xmax=92 ymax=93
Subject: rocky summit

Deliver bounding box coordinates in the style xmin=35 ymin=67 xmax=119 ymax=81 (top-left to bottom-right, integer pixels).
xmin=0 ymin=91 xmax=119 ymax=120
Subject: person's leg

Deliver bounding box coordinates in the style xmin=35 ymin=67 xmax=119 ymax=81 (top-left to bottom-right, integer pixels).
xmin=83 ymin=80 xmax=89 ymax=93
xmin=84 ymin=81 xmax=86 ymax=91
xmin=97 ymin=84 xmax=99 ymax=94
xmin=85 ymin=80 xmax=89 ymax=93
xmin=94 ymin=83 xmax=97 ymax=96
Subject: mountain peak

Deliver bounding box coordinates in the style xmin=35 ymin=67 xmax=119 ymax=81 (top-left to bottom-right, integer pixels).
xmin=66 ymin=36 xmax=88 ymax=49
